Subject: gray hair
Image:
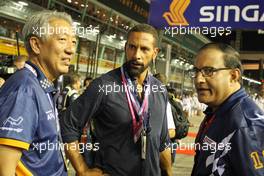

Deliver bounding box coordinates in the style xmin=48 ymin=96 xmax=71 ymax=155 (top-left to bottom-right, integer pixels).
xmin=22 ymin=10 xmax=73 ymax=53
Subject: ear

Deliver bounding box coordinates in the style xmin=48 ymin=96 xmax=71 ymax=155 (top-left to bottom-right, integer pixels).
xmin=124 ymin=42 xmax=128 ymax=50
xmin=230 ymin=68 xmax=241 ymax=83
xmin=153 ymin=47 xmax=160 ymax=60
xmin=29 ymin=36 xmax=42 ymax=55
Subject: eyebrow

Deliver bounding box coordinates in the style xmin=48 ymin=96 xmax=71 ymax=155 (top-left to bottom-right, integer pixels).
xmin=128 ymin=42 xmax=151 ymax=49
xmin=55 ymin=32 xmax=76 ymax=38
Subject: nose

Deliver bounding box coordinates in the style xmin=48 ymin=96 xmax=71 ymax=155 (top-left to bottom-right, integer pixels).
xmin=65 ymin=41 xmax=76 ymax=55
xmin=194 ymin=71 xmax=206 ymax=84
xmin=133 ymin=48 xmax=141 ymax=60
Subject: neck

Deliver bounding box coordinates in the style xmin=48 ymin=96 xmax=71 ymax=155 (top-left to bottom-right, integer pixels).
xmin=29 ymin=56 xmax=55 ymax=81
xmin=72 ymin=84 xmax=79 ymax=91
xmin=135 ymin=69 xmax=148 ymax=86
xmin=211 ymin=84 xmax=241 ymax=112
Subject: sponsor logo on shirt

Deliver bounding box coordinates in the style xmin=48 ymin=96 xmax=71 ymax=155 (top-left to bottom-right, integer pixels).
xmin=253 ymin=113 xmax=264 ymax=120
xmin=203 ymin=135 xmax=216 ymax=145
xmin=0 ymin=116 xmax=23 ymax=133
xmin=46 ymin=110 xmax=55 ymax=120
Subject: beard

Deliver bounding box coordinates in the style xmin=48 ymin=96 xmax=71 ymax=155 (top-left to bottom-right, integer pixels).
xmin=124 ymin=59 xmax=152 ymax=78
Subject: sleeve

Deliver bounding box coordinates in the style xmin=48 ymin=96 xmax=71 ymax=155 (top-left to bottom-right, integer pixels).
xmin=60 ymin=78 xmax=104 ymax=143
xmin=229 ymin=126 xmax=264 ymax=176
xmin=159 ymin=94 xmax=171 ymax=152
xmin=0 ymin=85 xmax=38 ymax=150
xmin=166 ymin=102 xmax=176 ymax=129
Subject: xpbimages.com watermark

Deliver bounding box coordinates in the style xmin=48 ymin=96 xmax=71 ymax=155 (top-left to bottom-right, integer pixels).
xmin=98 ymin=83 xmax=167 ymax=95
xmin=32 ymin=24 xmax=99 ymax=37
xmin=31 ymin=140 xmax=231 ymax=155
xmin=164 ymin=25 xmax=232 ymax=38
xmin=167 ymin=141 xmax=231 ymax=154
xmin=32 ymin=141 xmax=100 ymax=154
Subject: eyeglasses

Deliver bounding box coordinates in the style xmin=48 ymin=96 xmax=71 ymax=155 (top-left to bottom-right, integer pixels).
xmin=189 ymin=67 xmax=232 ymax=78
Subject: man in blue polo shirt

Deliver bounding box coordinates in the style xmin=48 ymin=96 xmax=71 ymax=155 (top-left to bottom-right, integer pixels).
xmin=190 ymin=43 xmax=264 ymax=176
xmin=0 ymin=11 xmax=76 ymax=175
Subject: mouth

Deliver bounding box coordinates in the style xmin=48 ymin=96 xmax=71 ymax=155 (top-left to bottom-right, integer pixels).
xmin=62 ymin=58 xmax=71 ymax=66
xmin=197 ymin=88 xmax=211 ymax=94
xmin=130 ymin=61 xmax=143 ymax=68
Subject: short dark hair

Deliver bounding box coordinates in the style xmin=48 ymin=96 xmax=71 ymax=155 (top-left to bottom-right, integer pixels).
xmin=127 ymin=24 xmax=159 ymax=47
xmin=84 ymin=76 xmax=93 ymax=86
xmin=84 ymin=76 xmax=92 ymax=82
xmin=198 ymin=42 xmax=243 ymax=83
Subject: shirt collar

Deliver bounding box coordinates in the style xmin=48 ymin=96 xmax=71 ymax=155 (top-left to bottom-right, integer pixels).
xmin=25 ymin=61 xmax=57 ymax=93
xmin=204 ymin=88 xmax=247 ymax=117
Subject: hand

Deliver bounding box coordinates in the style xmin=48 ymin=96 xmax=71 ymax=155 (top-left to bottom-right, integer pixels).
xmin=77 ymin=167 xmax=104 ymax=176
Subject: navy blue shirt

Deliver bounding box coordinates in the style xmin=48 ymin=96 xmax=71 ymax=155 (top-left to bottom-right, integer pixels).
xmin=192 ymin=88 xmax=264 ymax=176
xmin=0 ymin=61 xmax=67 ymax=176
xmin=60 ymin=67 xmax=170 ymax=176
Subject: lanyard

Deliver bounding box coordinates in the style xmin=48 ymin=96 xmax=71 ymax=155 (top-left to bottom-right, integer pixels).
xmin=196 ymin=115 xmax=216 ymax=144
xmin=121 ymin=67 xmax=150 ymax=143
xmin=123 ymin=69 xmax=149 ymax=118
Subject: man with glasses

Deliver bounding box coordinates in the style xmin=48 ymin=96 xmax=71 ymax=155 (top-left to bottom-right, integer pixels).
xmin=190 ymin=43 xmax=264 ymax=176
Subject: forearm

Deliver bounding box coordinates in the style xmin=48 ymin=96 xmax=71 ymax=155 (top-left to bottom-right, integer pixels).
xmin=65 ymin=141 xmax=103 ymax=176
xmin=160 ymin=148 xmax=172 ymax=176
xmin=168 ymin=129 xmax=176 ymax=139
xmin=64 ymin=141 xmax=89 ymax=174
xmin=0 ymin=145 xmax=22 ymax=175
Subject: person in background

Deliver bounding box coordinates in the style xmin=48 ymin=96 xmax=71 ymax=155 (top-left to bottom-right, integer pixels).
xmin=58 ymin=73 xmax=81 ymax=112
xmin=58 ymin=73 xmax=81 ymax=169
xmin=254 ymin=84 xmax=264 ymax=110
xmin=154 ymin=73 xmax=176 ymax=175
xmin=84 ymin=76 xmax=93 ymax=89
xmin=13 ymin=55 xmax=28 ymax=70
xmin=64 ymin=73 xmax=81 ymax=106
xmin=0 ymin=11 xmax=76 ymax=175
xmin=153 ymin=73 xmax=176 ymax=139
xmin=80 ymin=76 xmax=93 ymax=94
xmin=0 ymin=77 xmax=5 ymax=88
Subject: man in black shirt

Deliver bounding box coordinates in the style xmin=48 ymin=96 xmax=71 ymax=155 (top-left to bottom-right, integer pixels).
xmin=60 ymin=24 xmax=172 ymax=176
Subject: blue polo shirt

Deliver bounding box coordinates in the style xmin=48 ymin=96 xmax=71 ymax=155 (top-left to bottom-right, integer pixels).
xmin=192 ymin=88 xmax=264 ymax=176
xmin=0 ymin=61 xmax=67 ymax=176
